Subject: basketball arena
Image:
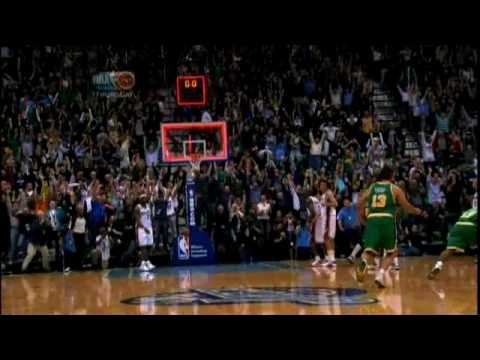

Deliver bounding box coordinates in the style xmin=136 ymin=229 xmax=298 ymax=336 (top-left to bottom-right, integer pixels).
xmin=0 ymin=44 xmax=477 ymax=315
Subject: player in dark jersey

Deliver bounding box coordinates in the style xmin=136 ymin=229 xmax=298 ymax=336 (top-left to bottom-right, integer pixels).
xmin=356 ymin=165 xmax=427 ymax=288
xmin=428 ymin=207 xmax=477 ymax=279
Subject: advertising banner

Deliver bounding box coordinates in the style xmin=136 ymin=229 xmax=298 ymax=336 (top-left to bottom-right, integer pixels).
xmin=171 ymin=179 xmax=215 ymax=266
xmin=92 ymin=71 xmax=135 ymax=97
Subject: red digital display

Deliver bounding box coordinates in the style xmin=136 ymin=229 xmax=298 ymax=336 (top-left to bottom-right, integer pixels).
xmin=176 ymin=75 xmax=207 ymax=107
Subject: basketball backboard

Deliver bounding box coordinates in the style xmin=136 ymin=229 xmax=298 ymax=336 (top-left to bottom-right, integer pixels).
xmin=161 ymin=121 xmax=228 ymax=163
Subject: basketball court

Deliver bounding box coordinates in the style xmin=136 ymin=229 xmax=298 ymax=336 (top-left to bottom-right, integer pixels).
xmin=1 ymin=256 xmax=476 ymax=315
xmin=1 ymin=73 xmax=477 ymax=316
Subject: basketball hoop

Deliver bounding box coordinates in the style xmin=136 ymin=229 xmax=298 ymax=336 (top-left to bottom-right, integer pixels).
xmin=189 ymin=153 xmax=202 ymax=174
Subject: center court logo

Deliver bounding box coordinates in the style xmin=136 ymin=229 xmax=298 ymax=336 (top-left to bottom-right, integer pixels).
xmin=121 ymin=287 xmax=378 ymax=306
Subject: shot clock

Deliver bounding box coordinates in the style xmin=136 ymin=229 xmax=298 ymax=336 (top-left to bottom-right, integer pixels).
xmin=176 ymin=75 xmax=207 ymax=107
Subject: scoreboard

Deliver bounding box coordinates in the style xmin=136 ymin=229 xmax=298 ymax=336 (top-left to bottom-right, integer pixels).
xmin=176 ymin=75 xmax=207 ymax=107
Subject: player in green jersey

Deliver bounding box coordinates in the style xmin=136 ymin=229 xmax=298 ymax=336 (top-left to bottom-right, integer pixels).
xmin=428 ymin=207 xmax=477 ymax=279
xmin=356 ymin=165 xmax=428 ymax=288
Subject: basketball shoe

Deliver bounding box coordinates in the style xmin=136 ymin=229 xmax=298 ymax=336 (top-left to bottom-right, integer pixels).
xmin=311 ymin=256 xmax=322 ymax=267
xmin=320 ymin=259 xmax=337 ymax=268
xmin=139 ymin=261 xmax=149 ymax=272
xmin=428 ymin=262 xmax=442 ymax=280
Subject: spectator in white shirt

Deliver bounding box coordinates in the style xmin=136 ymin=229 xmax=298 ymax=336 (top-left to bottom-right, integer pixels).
xmin=366 ymin=133 xmax=386 ymax=170
xmin=321 ymin=122 xmax=339 ymax=143
xmin=408 ymin=158 xmax=425 ymax=181
xmin=256 ymin=195 xmax=272 ymax=249
xmin=426 ymin=167 xmax=445 ymax=206
xmin=119 ymin=136 xmax=130 ymax=170
xmin=308 ymin=130 xmax=324 ymax=171
xmin=144 ymin=136 xmax=161 ymax=168
xmin=420 ymin=131 xmax=435 ymax=164
xmin=329 ymin=84 xmax=343 ymax=108
xmin=397 ymin=83 xmax=409 ymax=100
xmin=408 ymin=85 xmax=418 ymax=111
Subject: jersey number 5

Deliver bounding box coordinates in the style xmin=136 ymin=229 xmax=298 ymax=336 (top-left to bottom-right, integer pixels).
xmin=371 ymin=194 xmax=387 ymax=208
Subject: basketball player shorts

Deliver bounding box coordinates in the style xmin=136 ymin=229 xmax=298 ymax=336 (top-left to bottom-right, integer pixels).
xmin=362 ymin=217 xmax=396 ymax=254
xmin=447 ymin=224 xmax=477 ymax=253
xmin=312 ymin=214 xmax=336 ymax=244
xmin=311 ymin=220 xmax=323 ymax=244
xmin=137 ymin=227 xmax=154 ymax=247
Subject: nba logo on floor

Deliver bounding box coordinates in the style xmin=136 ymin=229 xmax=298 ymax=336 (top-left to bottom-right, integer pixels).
xmin=178 ymin=234 xmax=190 ymax=260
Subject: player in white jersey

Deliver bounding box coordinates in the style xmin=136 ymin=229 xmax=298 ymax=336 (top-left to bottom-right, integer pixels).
xmin=306 ymin=190 xmax=324 ymax=266
xmin=135 ymin=194 xmax=155 ymax=272
xmin=318 ymin=179 xmax=338 ymax=267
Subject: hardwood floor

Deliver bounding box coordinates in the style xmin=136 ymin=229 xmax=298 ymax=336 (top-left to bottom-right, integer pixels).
xmin=1 ymin=256 xmax=477 ymax=315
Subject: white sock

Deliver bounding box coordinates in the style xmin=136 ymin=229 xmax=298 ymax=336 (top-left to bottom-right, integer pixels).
xmin=327 ymin=250 xmax=335 ymax=262
xmin=351 ymin=244 xmax=362 ymax=258
xmin=393 ymin=257 xmax=399 ymax=267
xmin=435 ymin=261 xmax=443 ymax=269
xmin=314 ymin=255 xmax=321 ymax=262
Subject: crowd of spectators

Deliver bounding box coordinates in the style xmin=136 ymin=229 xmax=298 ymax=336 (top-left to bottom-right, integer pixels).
xmin=0 ymin=44 xmax=477 ymax=273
